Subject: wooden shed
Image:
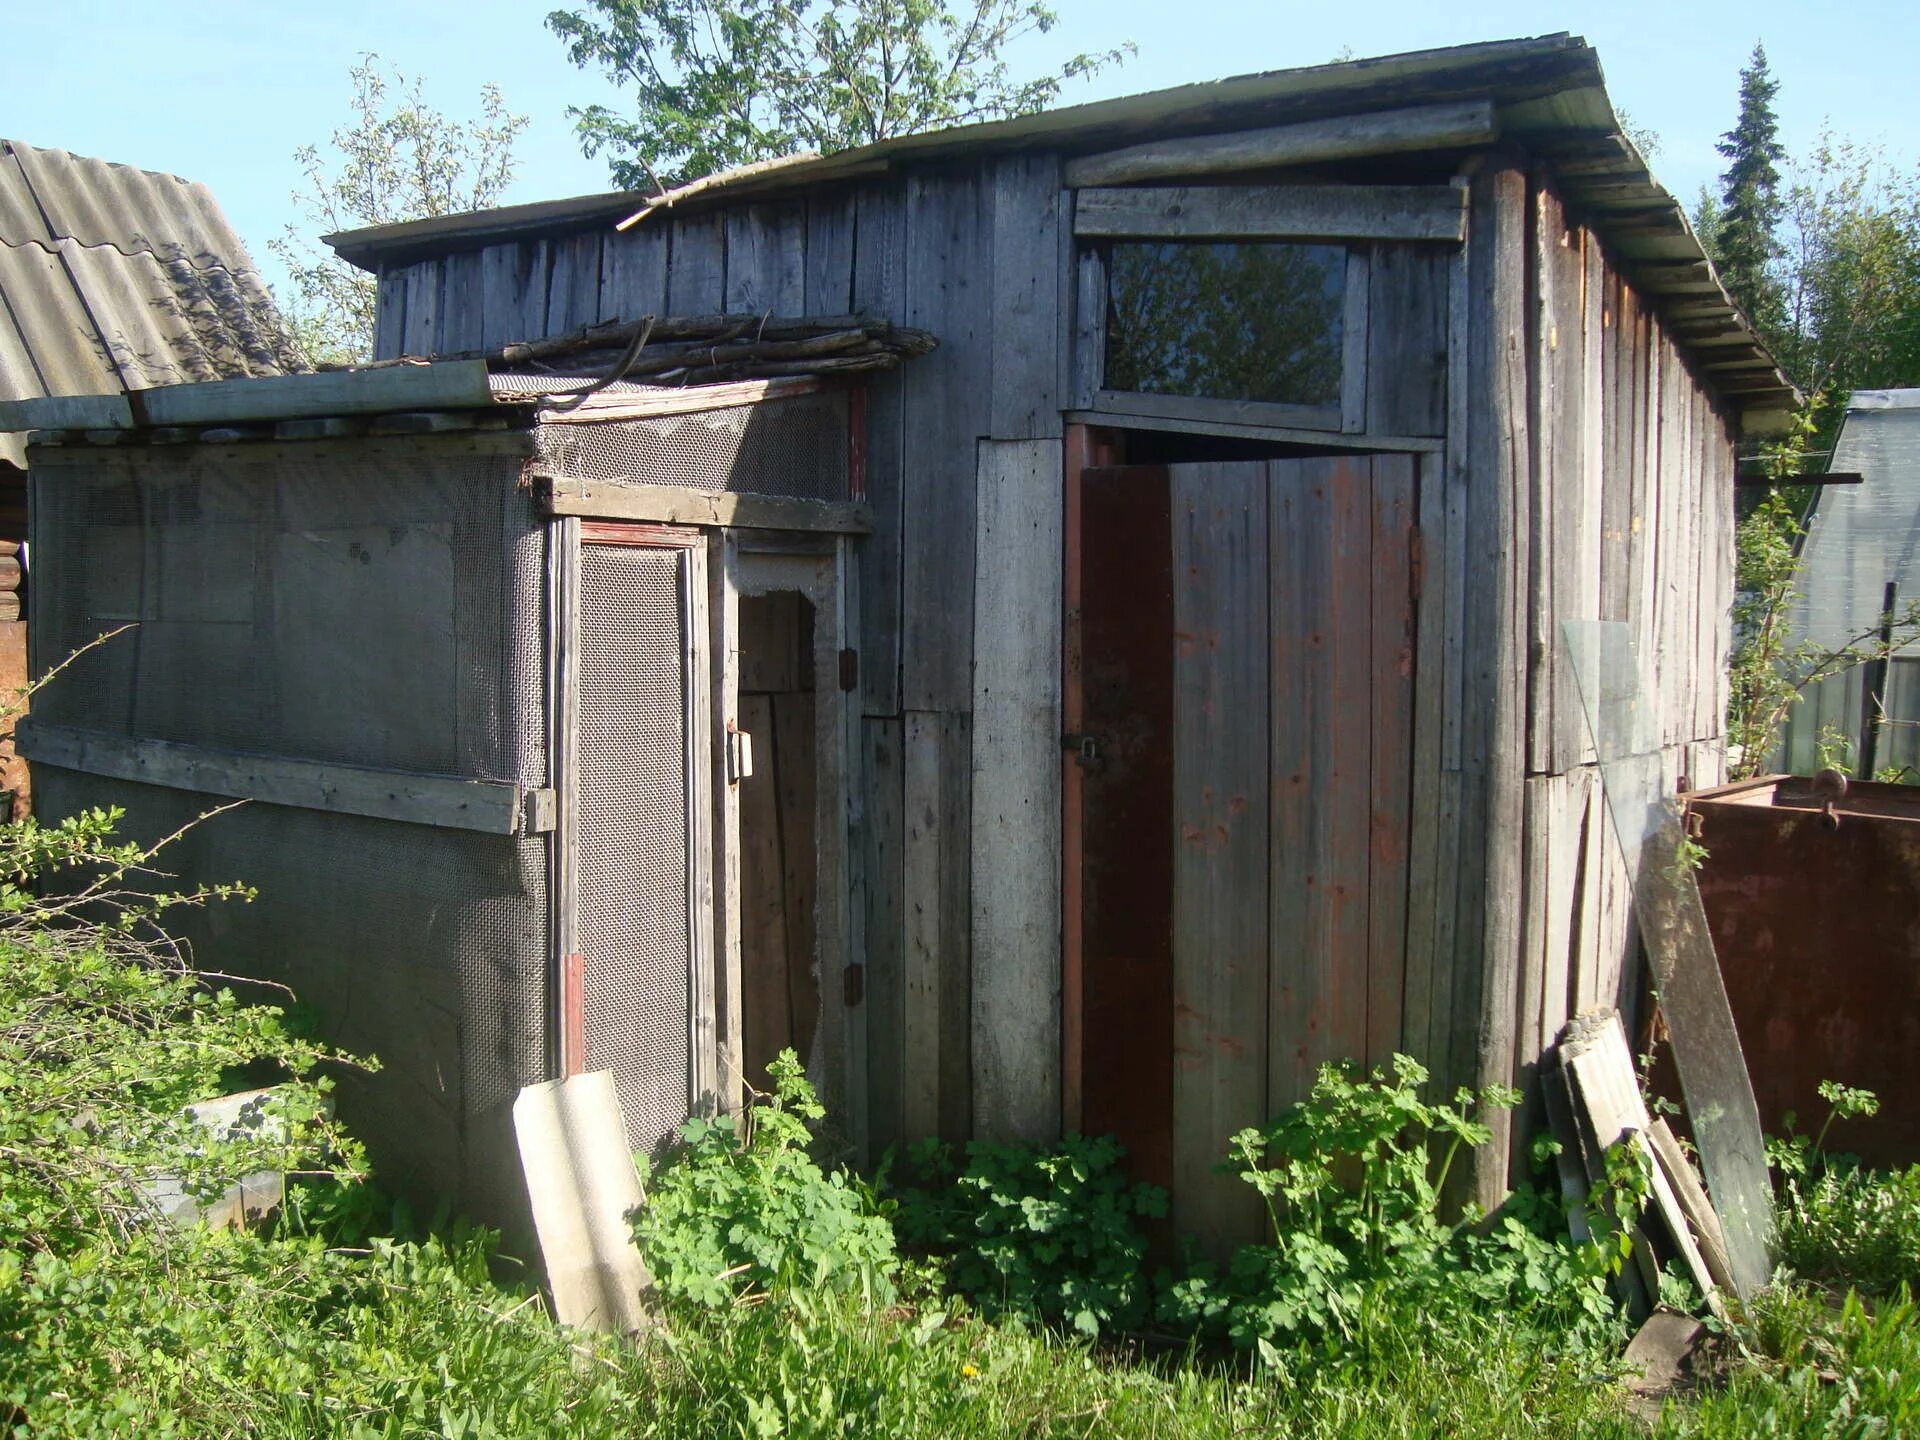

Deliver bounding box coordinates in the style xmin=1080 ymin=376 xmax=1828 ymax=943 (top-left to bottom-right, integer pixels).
xmin=6 ymin=35 xmax=1794 ymax=1238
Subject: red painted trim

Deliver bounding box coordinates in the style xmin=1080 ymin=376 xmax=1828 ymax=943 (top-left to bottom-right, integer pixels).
xmin=847 ymin=383 xmax=869 ymax=502
xmin=579 ymin=520 xmax=703 ymax=548
xmin=561 ymin=952 xmax=587 ymax=1077
xmin=1061 ymin=427 xmax=1087 ymax=1135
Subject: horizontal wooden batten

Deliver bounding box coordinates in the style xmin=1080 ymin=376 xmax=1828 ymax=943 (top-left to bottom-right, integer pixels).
xmin=538 ymin=472 xmax=873 ymax=533
xmin=1 ymin=362 xmax=497 ymax=434
xmin=1074 ymin=184 xmax=1468 ymax=243
xmin=1063 ymin=100 xmax=1497 ymax=187
xmin=1065 ymin=408 xmax=1445 ymax=453
xmin=15 ymin=720 xmax=544 ymax=835
xmin=1091 ymin=389 xmax=1343 ymax=434
xmin=0 ymin=393 xmax=134 ymax=432
xmin=532 ymin=376 xmax=828 ymax=423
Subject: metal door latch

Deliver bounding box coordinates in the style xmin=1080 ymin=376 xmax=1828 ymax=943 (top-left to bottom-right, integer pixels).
xmin=1062 ymin=732 xmax=1103 ymax=769
xmin=727 ymin=729 xmax=754 ymax=783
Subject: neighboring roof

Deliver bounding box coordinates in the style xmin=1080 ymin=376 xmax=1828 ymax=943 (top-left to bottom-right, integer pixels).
xmin=0 ymin=138 xmax=305 ymax=466
xmin=324 ymin=33 xmax=1794 ymax=429
xmin=1788 ymin=388 xmax=1920 ymax=647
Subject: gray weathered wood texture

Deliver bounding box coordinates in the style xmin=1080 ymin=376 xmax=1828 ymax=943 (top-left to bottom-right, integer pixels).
xmin=17 ymin=719 xmax=534 ymax=833
xmin=1074 ymin=184 xmax=1469 ymax=242
xmin=349 ymin=150 xmax=1737 ymax=1189
xmin=970 ymin=438 xmax=1064 ymax=1142
xmin=1062 ymin=99 xmax=1498 ymax=187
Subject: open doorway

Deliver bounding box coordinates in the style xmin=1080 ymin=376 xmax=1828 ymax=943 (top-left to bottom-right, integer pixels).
xmin=735 ymin=590 xmax=821 ymax=1092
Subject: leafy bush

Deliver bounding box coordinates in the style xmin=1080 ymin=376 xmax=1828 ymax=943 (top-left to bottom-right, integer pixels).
xmin=1157 ymin=1055 xmax=1631 ymax=1362
xmin=891 ymin=1132 xmax=1166 ymax=1335
xmin=630 ymin=1049 xmax=897 ymax=1307
xmin=1768 ymin=1080 xmax=1920 ymax=1294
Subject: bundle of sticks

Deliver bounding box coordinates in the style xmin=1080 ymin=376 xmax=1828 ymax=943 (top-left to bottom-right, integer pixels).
xmin=472 ymin=313 xmax=936 ymax=386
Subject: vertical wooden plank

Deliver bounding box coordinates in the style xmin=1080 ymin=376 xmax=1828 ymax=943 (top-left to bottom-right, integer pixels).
xmin=438 ymin=250 xmax=486 ymax=355
xmin=1366 ymin=247 xmax=1448 ymax=436
xmin=970 ymin=437 xmax=1064 ymax=1142
xmin=602 ymin=225 xmax=668 ymax=325
xmin=1524 ymin=181 xmax=1558 ymax=777
xmin=480 ymin=239 xmax=551 ymax=351
xmin=1070 ymin=246 xmax=1105 ymax=410
xmin=988 ymin=153 xmax=1064 ymax=441
xmin=902 ymin=710 xmax=972 ymax=1142
xmin=1460 ymin=162 xmax=1531 ymax=1206
xmin=738 ymin=692 xmax=793 ymax=1088
xmin=861 ymin=716 xmax=906 ymax=1157
xmin=373 ymin=270 xmax=407 ymax=361
xmin=1340 ymin=249 xmax=1370 ymax=433
xmin=1598 ymin=271 xmax=1631 ymax=625
xmin=804 ymin=192 xmax=856 ymax=315
xmin=1573 ymin=225 xmax=1605 ymax=767
xmin=667 ymin=211 xmax=727 ymax=314
xmin=1076 ymin=458 xmax=1176 ymax=1187
xmin=772 ymin=691 xmax=822 ymax=1070
xmin=852 ymin=184 xmax=907 ymax=716
xmin=1367 ymin=455 xmax=1416 ymax=1066
xmin=725 ymin=202 xmax=806 ymax=314
xmin=901 ymin=168 xmax=990 ymax=713
xmin=709 ymin=531 xmax=743 ymax=1109
xmin=1172 ymin=461 xmax=1268 ymax=1255
xmin=1269 ymin=456 xmax=1372 ymax=1111
xmin=1402 ymin=459 xmax=1449 ymax=1072
xmin=399 ymin=260 xmax=444 ymax=358
xmin=545 ymin=231 xmax=606 ymax=335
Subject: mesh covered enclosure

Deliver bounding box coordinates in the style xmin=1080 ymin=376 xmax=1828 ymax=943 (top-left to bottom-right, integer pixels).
xmin=1779 ymin=391 xmax=1920 ymax=775
xmin=574 ymin=543 xmax=699 ymax=1154
xmin=535 ymin=389 xmax=850 ymax=502
xmin=29 ymin=447 xmax=547 ymax=782
xmin=27 ymin=441 xmax=550 ymax=1230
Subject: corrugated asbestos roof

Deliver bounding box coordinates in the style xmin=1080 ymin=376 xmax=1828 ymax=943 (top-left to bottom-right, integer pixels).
xmin=0 ymin=138 xmax=305 ymax=466
xmin=324 ymin=33 xmax=1798 ymax=429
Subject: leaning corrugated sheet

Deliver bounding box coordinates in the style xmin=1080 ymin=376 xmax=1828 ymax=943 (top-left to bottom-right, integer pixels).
xmin=0 ymin=138 xmax=305 ymax=467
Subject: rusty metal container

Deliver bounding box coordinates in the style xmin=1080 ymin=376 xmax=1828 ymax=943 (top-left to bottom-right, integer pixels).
xmin=1682 ymin=775 xmax=1920 ymax=1167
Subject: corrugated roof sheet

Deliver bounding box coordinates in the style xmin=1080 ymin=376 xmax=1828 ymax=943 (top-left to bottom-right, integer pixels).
xmin=324 ymin=33 xmax=1797 ymax=430
xmin=0 ymin=138 xmax=305 ymax=467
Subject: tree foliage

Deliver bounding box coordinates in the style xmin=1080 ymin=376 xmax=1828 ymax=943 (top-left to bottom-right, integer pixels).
xmin=270 ymin=56 xmax=527 ymax=365
xmin=546 ymin=0 xmax=1130 ymax=189
xmin=1713 ymin=43 xmax=1788 ymax=335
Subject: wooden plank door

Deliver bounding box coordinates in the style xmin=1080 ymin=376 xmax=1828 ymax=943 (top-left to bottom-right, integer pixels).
xmin=1068 ymin=454 xmax=1418 ymax=1252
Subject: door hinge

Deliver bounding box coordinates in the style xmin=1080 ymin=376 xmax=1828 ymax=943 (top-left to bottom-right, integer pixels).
xmin=838 ymin=647 xmax=858 ymax=692
xmin=842 ymin=963 xmax=865 ymax=1007
xmin=726 ymin=728 xmax=754 ymax=783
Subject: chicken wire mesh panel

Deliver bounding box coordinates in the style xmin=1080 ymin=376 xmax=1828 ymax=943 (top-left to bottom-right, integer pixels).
xmin=535 ymin=389 xmax=849 ymax=501
xmin=30 ymin=766 xmax=549 ymax=1226
xmin=27 ymin=446 xmax=545 ymax=784
xmin=575 ymin=542 xmax=697 ymax=1155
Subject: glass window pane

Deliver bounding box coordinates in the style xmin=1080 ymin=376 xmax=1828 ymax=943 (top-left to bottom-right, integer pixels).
xmin=1103 ymin=241 xmax=1346 ymax=408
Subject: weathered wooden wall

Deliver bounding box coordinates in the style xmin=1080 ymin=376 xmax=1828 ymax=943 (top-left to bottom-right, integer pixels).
xmin=1448 ymin=162 xmax=1736 ymax=1197
xmin=375 ymin=162 xmax=1066 ymax=1155
xmin=369 ymin=149 xmax=1738 ymax=1192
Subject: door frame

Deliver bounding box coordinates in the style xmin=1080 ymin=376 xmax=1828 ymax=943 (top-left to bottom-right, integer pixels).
xmin=708 ymin=530 xmax=863 ymax=1151
xmin=551 ymin=517 xmax=718 ymax=1113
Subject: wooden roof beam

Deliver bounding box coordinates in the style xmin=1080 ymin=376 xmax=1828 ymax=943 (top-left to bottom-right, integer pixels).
xmin=1061 ymin=99 xmax=1496 ymax=187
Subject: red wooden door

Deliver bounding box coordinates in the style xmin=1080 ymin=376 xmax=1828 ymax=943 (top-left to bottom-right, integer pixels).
xmin=1067 ymin=454 xmax=1418 ymax=1247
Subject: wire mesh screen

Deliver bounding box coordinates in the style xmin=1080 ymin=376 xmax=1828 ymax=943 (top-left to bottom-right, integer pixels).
xmin=30 ymin=766 xmax=549 ymax=1228
xmin=575 ymin=542 xmax=696 ymax=1154
xmin=25 ymin=441 xmax=551 ymax=1233
xmin=535 ymin=389 xmax=849 ymax=502
xmin=27 ymin=448 xmax=545 ymax=784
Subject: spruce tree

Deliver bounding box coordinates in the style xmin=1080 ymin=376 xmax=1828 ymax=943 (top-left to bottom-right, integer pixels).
xmin=1714 ymin=43 xmax=1788 ymax=337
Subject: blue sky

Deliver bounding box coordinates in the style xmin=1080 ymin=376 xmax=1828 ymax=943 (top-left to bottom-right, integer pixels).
xmin=5 ymin=0 xmax=1916 ymax=299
